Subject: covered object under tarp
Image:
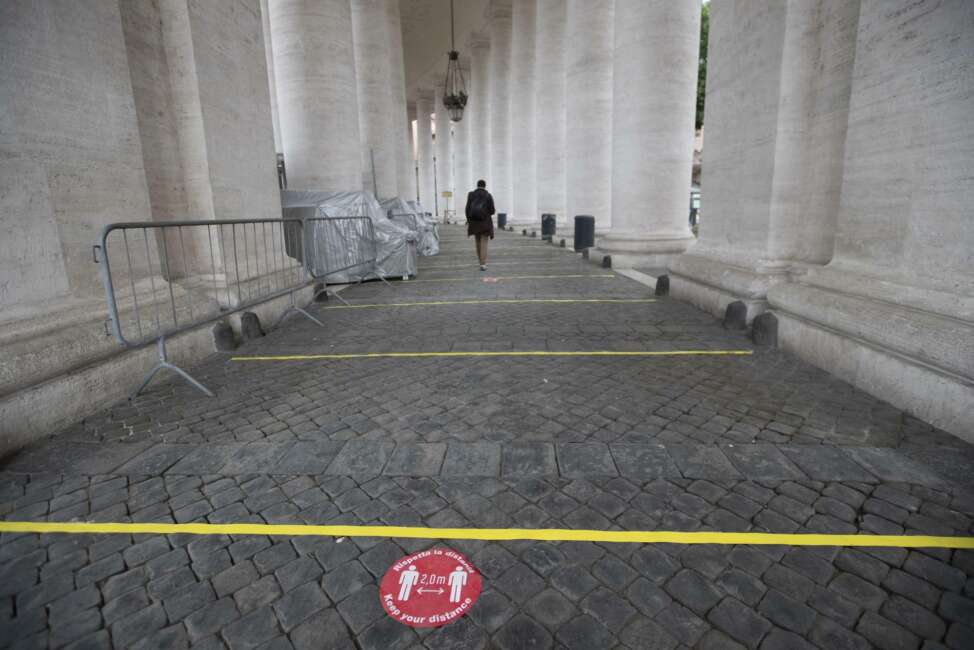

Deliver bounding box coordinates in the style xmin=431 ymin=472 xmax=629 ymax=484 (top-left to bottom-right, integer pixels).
xmin=281 ymin=190 xmax=417 ymax=282
xmin=381 ymin=197 xmax=439 ymax=256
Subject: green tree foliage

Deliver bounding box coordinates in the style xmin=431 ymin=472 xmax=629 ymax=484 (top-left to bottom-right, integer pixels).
xmin=696 ymin=2 xmax=709 ymax=131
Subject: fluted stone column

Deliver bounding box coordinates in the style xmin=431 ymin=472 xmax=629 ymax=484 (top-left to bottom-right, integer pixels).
xmin=434 ymin=81 xmax=455 ymax=219
xmin=269 ymin=0 xmax=361 ymax=190
xmin=385 ymin=0 xmax=414 ymax=199
xmin=415 ymin=89 xmax=436 ymax=212
xmin=510 ymin=0 xmax=537 ymax=226
xmin=535 ymin=0 xmax=567 ymax=226
xmin=351 ymin=0 xmax=398 ymax=198
xmin=597 ymin=0 xmax=699 ymax=267
xmin=487 ymin=1 xmax=513 ymax=215
xmin=467 ymin=32 xmax=491 ymax=188
xmin=566 ymin=0 xmax=614 ymax=233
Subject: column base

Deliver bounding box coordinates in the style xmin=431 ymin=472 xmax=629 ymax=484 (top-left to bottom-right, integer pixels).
xmin=594 ymin=232 xmax=694 ymax=270
xmin=669 ymin=254 xmax=792 ymax=324
xmin=768 ymin=275 xmax=974 ymax=442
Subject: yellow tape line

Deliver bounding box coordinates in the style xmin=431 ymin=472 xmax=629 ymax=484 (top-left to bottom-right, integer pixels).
xmin=402 ymin=274 xmax=615 ymax=283
xmin=420 ymin=261 xmax=566 ymax=269
xmin=322 ymin=299 xmax=657 ymax=310
xmin=1 ymin=521 xmax=971 ymax=548
xmin=230 ymin=350 xmax=753 ymax=361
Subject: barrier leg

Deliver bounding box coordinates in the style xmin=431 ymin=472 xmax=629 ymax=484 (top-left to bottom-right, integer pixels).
xmin=326 ymin=289 xmax=351 ymax=306
xmin=133 ymin=336 xmax=215 ymax=400
xmin=275 ymin=291 xmax=325 ymax=328
xmin=374 ymin=264 xmax=394 ymax=288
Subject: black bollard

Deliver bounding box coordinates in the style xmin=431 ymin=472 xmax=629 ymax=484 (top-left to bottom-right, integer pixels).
xmin=574 ymin=215 xmax=595 ymax=251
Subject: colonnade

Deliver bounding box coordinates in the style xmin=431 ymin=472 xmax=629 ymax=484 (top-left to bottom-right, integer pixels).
xmin=413 ymin=0 xmax=700 ymax=266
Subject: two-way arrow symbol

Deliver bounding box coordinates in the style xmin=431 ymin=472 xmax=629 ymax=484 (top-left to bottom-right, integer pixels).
xmin=416 ymin=587 xmax=444 ymax=595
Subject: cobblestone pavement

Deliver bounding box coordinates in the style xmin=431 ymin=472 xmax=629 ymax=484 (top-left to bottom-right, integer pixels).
xmin=2 ymin=226 xmax=973 ymax=649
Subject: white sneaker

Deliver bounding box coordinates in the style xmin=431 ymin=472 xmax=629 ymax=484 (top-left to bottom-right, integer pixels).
xmin=480 ymin=265 xmax=487 ymax=271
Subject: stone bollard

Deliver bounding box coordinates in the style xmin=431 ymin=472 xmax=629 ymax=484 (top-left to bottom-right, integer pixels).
xmin=751 ymin=312 xmax=778 ymax=346
xmin=601 ymin=255 xmax=612 ymax=269
xmin=241 ymin=311 xmax=265 ymax=340
xmin=212 ymin=321 xmax=236 ymax=351
xmin=655 ymin=275 xmax=670 ymax=297
xmin=722 ymin=301 xmax=748 ymax=330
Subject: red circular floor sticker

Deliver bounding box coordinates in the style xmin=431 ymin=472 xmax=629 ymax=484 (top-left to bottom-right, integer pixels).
xmin=379 ymin=547 xmax=482 ymax=628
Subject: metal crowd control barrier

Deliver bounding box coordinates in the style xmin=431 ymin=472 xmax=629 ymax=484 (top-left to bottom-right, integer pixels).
xmin=93 ymin=218 xmax=323 ymax=399
xmin=302 ymin=216 xmax=392 ymax=306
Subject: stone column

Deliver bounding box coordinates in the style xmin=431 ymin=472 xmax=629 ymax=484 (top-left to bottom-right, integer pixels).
xmin=487 ymin=0 xmax=513 ymax=215
xmin=596 ymin=0 xmax=699 ymax=268
xmin=767 ymin=0 xmax=974 ymax=439
xmin=259 ymin=0 xmax=283 ymax=153
xmin=466 ymin=32 xmax=491 ymax=188
xmin=566 ymin=0 xmax=613 ymax=233
xmin=414 ymin=89 xmax=436 ymax=213
xmin=535 ymin=0 xmax=567 ymax=227
xmin=385 ymin=0 xmax=414 ymax=199
xmin=434 ymin=81 xmax=455 ymax=220
xmin=269 ymin=0 xmax=361 ymax=190
xmin=510 ymin=0 xmax=537 ymax=226
xmin=671 ymin=1 xmax=858 ymax=318
xmin=408 ymin=102 xmax=419 ymax=202
xmin=351 ymin=0 xmax=399 ymax=198
xmin=453 ymin=58 xmax=473 ymax=199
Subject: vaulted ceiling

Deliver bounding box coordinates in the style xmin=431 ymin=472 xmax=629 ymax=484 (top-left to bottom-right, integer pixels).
xmin=399 ymin=0 xmax=488 ymax=97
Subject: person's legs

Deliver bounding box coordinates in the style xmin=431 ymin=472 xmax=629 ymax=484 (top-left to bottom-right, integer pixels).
xmin=476 ymin=234 xmax=487 ymax=267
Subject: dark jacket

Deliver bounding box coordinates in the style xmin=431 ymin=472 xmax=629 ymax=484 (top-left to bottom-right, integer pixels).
xmin=465 ymin=188 xmax=495 ymax=238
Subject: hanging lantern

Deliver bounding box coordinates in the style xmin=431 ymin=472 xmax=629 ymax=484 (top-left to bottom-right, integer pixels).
xmin=442 ymin=0 xmax=467 ymax=122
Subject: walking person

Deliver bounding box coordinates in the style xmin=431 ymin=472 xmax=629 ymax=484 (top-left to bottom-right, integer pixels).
xmin=465 ymin=179 xmax=495 ymax=271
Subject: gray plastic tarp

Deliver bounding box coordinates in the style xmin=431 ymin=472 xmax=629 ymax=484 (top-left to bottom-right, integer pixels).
xmin=281 ymin=190 xmax=418 ymax=282
xmin=381 ymin=197 xmax=439 ymax=256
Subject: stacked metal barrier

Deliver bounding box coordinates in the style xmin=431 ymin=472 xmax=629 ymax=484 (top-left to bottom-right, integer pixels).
xmin=302 ymin=216 xmax=393 ymax=304
xmin=93 ymin=216 xmax=390 ymax=398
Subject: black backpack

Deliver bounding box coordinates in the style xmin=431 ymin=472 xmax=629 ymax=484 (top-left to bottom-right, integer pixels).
xmin=469 ymin=192 xmax=490 ymax=221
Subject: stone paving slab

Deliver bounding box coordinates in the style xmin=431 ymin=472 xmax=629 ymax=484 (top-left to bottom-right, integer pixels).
xmin=2 ymin=225 xmax=973 ymax=649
